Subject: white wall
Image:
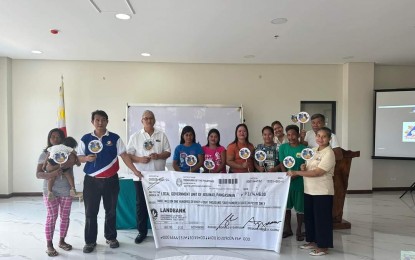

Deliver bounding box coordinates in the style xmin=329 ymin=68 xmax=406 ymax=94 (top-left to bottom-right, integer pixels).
xmin=1 ymin=59 xmax=412 ymax=194
xmin=373 ymin=65 xmax=415 ymax=188
xmin=0 ymin=57 xmax=13 ymax=195
xmin=341 ymin=63 xmax=374 ymax=191
xmin=9 ymin=60 xmax=343 ymax=193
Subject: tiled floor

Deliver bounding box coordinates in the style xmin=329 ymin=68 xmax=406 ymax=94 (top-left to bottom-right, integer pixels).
xmin=0 ymin=191 xmax=414 ymax=259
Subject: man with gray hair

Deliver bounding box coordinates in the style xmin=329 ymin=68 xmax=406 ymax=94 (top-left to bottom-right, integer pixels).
xmin=300 ymin=113 xmax=343 ymax=160
xmin=126 ymin=110 xmax=171 ymax=244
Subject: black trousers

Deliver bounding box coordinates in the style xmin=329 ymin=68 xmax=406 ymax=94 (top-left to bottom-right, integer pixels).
xmin=83 ymin=174 xmax=120 ymax=244
xmin=134 ymin=181 xmax=148 ymax=235
xmin=304 ymin=193 xmax=333 ymax=248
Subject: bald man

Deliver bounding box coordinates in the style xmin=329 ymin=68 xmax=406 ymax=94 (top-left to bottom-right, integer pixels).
xmin=126 ymin=110 xmax=171 ymax=244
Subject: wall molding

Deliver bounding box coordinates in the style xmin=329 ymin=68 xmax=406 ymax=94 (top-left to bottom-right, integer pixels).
xmin=0 ymin=192 xmax=42 ymax=198
xmin=372 ymin=187 xmax=407 ymax=192
xmin=347 ymin=190 xmax=373 ymax=194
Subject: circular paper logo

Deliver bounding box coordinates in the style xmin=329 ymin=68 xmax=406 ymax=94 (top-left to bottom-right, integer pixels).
xmin=291 ymin=114 xmax=298 ymax=123
xmin=239 ymin=148 xmax=251 ymax=160
xmin=254 ymin=150 xmax=266 ymax=162
xmin=185 ymin=155 xmax=197 ymax=167
xmin=52 ymin=152 xmax=69 ymax=164
xmin=298 ymin=112 xmax=310 ymax=123
xmin=88 ymin=140 xmax=103 ymax=153
xmin=143 ymin=139 xmax=154 ymax=151
xmin=301 ymin=148 xmax=315 ymax=160
xmin=283 ymin=156 xmax=296 ymax=169
xmin=204 ymin=159 xmax=215 ymax=170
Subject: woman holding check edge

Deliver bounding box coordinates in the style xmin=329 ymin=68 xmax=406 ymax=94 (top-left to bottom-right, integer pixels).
xmin=286 ymin=127 xmax=336 ymax=256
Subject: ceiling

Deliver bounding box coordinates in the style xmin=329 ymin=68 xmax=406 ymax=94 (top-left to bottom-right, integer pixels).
xmin=1 ymin=0 xmax=415 ymax=65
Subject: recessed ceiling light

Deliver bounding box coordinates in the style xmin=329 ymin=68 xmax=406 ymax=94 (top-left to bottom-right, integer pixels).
xmin=31 ymin=50 xmax=43 ymax=54
xmin=244 ymin=55 xmax=255 ymax=59
xmin=141 ymin=53 xmax=151 ymax=57
xmin=115 ymin=13 xmax=131 ymax=20
xmin=271 ymin=18 xmax=288 ymax=25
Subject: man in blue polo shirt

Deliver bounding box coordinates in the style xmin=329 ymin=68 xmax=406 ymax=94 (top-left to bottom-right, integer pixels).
xmin=77 ymin=110 xmax=143 ymax=253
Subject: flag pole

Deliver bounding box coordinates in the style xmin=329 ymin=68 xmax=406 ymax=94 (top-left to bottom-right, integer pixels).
xmin=58 ymin=75 xmax=67 ymax=137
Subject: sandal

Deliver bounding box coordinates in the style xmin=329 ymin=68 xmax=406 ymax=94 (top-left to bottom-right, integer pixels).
xmin=300 ymin=243 xmax=315 ymax=249
xmin=45 ymin=248 xmax=58 ymax=257
xmin=309 ymin=249 xmax=328 ymax=256
xmin=296 ymin=233 xmax=305 ymax=241
xmin=59 ymin=242 xmax=72 ymax=251
xmin=282 ymin=231 xmax=293 ymax=238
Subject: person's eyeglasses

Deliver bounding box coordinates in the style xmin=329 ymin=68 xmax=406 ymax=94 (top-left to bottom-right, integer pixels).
xmin=142 ymin=117 xmax=154 ymax=121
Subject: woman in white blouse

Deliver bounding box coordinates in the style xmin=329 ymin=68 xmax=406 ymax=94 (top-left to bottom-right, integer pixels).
xmin=287 ymin=127 xmax=335 ymax=256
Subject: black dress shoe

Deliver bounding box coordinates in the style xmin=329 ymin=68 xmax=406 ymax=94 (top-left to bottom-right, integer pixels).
xmin=106 ymin=239 xmax=120 ymax=248
xmin=134 ymin=233 xmax=147 ymax=244
xmin=83 ymin=243 xmax=97 ymax=253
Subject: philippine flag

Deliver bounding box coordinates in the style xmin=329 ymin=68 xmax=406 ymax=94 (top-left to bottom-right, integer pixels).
xmin=57 ymin=78 xmax=67 ymax=137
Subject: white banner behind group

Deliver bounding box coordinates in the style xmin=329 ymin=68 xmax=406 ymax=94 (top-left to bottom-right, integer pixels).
xmin=142 ymin=171 xmax=290 ymax=253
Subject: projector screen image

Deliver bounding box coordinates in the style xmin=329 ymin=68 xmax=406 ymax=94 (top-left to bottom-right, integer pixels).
xmin=402 ymin=122 xmax=415 ymax=143
xmin=374 ymin=89 xmax=415 ymax=159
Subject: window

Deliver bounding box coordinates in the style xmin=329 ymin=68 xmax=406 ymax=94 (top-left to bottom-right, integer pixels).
xmin=300 ymin=101 xmax=336 ymax=133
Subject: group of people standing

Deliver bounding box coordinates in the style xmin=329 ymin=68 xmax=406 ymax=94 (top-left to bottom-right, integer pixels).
xmin=37 ymin=110 xmax=144 ymax=256
xmin=36 ymin=109 xmax=339 ymax=257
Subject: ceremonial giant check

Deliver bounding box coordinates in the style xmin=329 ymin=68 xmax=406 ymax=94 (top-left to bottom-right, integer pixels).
xmin=141 ymin=171 xmax=290 ymax=253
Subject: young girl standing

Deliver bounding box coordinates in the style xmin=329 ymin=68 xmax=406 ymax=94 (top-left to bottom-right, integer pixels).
xmin=203 ymin=129 xmax=226 ymax=173
xmin=173 ymin=126 xmax=204 ymax=172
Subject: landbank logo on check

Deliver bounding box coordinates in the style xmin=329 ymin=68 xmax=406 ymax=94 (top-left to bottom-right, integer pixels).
xmin=151 ymin=209 xmax=158 ymax=220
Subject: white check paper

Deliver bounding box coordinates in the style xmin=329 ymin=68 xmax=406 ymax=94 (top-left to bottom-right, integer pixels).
xmin=142 ymin=171 xmax=290 ymax=253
